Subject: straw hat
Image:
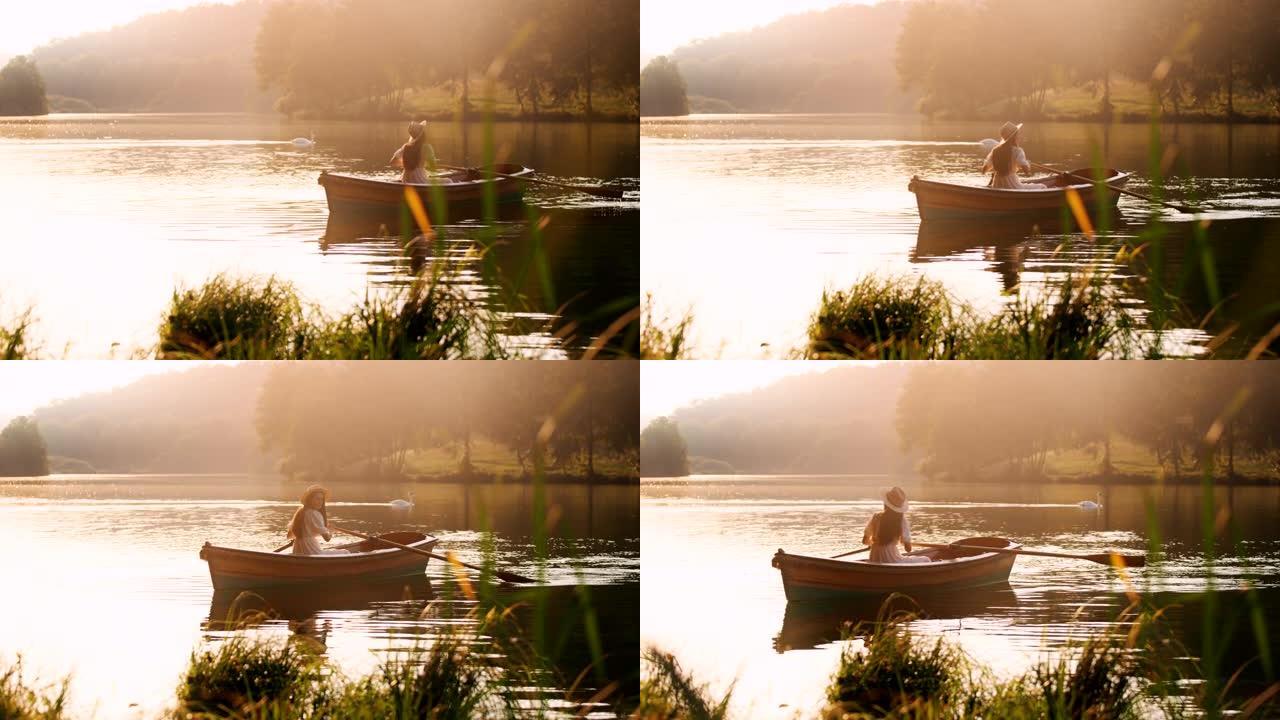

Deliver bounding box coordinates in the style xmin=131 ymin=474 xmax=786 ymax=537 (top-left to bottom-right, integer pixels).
xmin=300 ymin=484 xmax=329 ymax=505
xmin=999 ymin=121 xmax=1023 ymax=142
xmin=883 ymin=486 xmax=909 ymax=514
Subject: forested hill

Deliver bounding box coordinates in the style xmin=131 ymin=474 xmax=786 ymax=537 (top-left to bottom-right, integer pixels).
xmin=669 ymin=1 xmax=917 ymax=114
xmin=34 ymin=365 xmax=272 ymax=474
xmin=670 ymin=365 xmax=917 ymax=476
xmin=32 ymin=1 xmax=276 ymax=113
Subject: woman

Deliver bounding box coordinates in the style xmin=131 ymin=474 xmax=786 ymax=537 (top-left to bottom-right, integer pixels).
xmin=390 ymin=120 xmax=437 ymax=184
xmin=862 ymin=487 xmax=930 ymax=564
xmin=983 ymin=121 xmax=1047 ymax=190
xmin=288 ymin=485 xmax=347 ymax=555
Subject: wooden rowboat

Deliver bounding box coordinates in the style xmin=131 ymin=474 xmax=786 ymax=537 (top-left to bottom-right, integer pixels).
xmin=200 ymin=531 xmax=439 ymax=591
xmin=908 ymin=168 xmax=1130 ymax=220
xmin=772 ymin=536 xmax=1020 ymax=602
xmin=318 ymin=163 xmax=533 ymax=216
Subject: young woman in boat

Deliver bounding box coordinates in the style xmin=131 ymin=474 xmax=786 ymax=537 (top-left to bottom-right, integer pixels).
xmin=390 ymin=120 xmax=437 ymax=184
xmin=862 ymin=487 xmax=931 ymax=564
xmin=288 ymin=485 xmax=348 ymax=555
xmin=982 ymin=121 xmax=1047 ymax=190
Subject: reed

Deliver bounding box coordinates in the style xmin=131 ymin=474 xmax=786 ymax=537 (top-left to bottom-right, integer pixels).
xmin=807 ymin=275 xmax=957 ymax=360
xmin=637 ymin=648 xmax=734 ymax=720
xmin=1 ymin=307 xmax=37 ymax=360
xmin=0 ymin=657 xmax=69 ymax=720
xmin=640 ymin=294 xmax=696 ymax=360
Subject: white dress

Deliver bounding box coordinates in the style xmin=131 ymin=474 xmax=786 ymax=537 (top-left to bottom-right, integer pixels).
xmin=291 ymin=509 xmax=348 ymax=556
xmin=862 ymin=513 xmax=931 ymax=564
xmin=983 ymin=145 xmax=1047 ymax=190
xmin=390 ymin=142 xmax=437 ymax=184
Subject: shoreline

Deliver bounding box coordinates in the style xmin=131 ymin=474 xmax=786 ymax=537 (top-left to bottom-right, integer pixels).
xmin=642 ymin=110 xmax=1280 ymax=125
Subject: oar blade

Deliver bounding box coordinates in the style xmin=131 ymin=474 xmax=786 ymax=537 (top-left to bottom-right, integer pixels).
xmin=494 ymin=568 xmax=537 ymax=584
xmin=1087 ymin=552 xmax=1146 ymax=568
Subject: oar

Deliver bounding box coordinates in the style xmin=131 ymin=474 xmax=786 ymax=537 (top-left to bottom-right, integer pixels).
xmin=273 ymin=540 xmax=293 ymax=553
xmin=331 ymin=525 xmax=536 ymax=584
xmin=917 ymin=541 xmax=1146 ymax=568
xmin=1028 ymin=161 xmax=1197 ymax=215
xmin=831 ymin=546 xmax=869 ymax=560
xmin=979 ymin=138 xmax=1195 ymax=214
xmin=438 ymin=163 xmax=627 ymax=200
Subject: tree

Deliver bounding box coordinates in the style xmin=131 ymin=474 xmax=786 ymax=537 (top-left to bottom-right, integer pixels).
xmin=0 ymin=417 xmax=50 ymax=477
xmin=640 ymin=57 xmax=689 ymax=117
xmin=0 ymin=56 xmax=49 ymax=116
xmin=640 ymin=417 xmax=689 ymax=477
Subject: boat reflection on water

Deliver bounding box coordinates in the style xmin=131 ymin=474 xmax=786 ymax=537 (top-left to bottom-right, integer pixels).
xmin=774 ymin=584 xmax=1020 ymax=653
xmin=208 ymin=576 xmax=435 ymax=628
xmin=912 ymin=216 xmax=1134 ymax=293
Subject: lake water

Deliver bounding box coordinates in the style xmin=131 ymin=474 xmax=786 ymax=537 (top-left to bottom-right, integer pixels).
xmin=0 ymin=476 xmax=639 ymax=719
xmin=641 ymin=475 xmax=1280 ymax=718
xmin=0 ymin=114 xmax=639 ymax=358
xmin=642 ymin=115 xmax=1280 ymax=358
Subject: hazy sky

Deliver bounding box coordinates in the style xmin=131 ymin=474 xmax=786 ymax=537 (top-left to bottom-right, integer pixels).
xmin=641 ymin=361 xmax=871 ymax=427
xmin=641 ymin=0 xmax=872 ymax=60
xmin=0 ymin=0 xmax=227 ymax=56
xmin=0 ymin=363 xmax=221 ymax=425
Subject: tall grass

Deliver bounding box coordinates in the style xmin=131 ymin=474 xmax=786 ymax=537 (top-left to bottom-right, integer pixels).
xmin=640 ymin=294 xmax=696 ymax=360
xmin=638 ymin=648 xmax=734 ymax=720
xmin=157 ymin=273 xmax=507 ymax=360
xmin=807 ymin=272 xmax=1135 ymax=360
xmin=0 ymin=657 xmax=69 ymax=720
xmin=176 ymin=636 xmax=320 ymax=718
xmin=1 ymin=307 xmax=38 ymax=360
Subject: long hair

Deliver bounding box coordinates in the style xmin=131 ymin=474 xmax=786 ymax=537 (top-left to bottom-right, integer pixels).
xmin=875 ymin=508 xmax=904 ymax=544
xmin=991 ymin=140 xmax=1016 ymax=176
xmin=287 ymin=496 xmax=327 ymax=539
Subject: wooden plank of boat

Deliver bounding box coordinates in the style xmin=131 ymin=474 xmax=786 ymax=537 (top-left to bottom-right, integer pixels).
xmin=908 ymin=168 xmax=1130 ymax=221
xmin=199 ymin=531 xmax=439 ymax=591
xmin=318 ymin=163 xmax=533 ymax=215
xmin=771 ymin=536 xmax=1020 ymax=602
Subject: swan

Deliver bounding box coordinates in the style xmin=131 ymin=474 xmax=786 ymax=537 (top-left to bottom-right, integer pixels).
xmin=291 ymin=132 xmax=315 ymax=148
xmin=390 ymin=491 xmax=415 ymax=509
xmin=1078 ymin=491 xmax=1103 ymax=510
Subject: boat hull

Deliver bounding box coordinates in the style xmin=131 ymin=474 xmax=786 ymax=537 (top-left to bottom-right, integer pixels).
xmin=318 ymin=164 xmax=532 ymax=218
xmin=772 ymin=536 xmax=1019 ymax=602
xmin=200 ymin=531 xmax=438 ymax=591
xmin=909 ymin=169 xmax=1129 ymax=220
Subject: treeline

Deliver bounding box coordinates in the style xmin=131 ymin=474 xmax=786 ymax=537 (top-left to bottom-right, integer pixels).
xmin=898 ymin=0 xmax=1280 ymax=119
xmin=32 ymin=1 xmax=275 ymax=113
xmin=256 ymin=363 xmax=638 ymax=480
xmin=34 ymin=365 xmax=273 ymax=474
xmin=643 ymin=366 xmax=916 ymax=476
xmin=898 ymin=363 xmax=1280 ymax=481
xmin=27 ymin=0 xmax=638 ymax=118
xmin=255 ymin=0 xmax=638 ymax=118
xmin=664 ymin=2 xmax=916 ymax=114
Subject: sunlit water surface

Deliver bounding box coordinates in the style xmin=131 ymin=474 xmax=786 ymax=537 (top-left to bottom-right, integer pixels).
xmin=642 ymin=115 xmax=1280 ymax=358
xmin=0 ymin=114 xmax=639 ymax=357
xmin=641 ymin=476 xmax=1280 ymax=719
xmin=0 ymin=476 xmax=639 ymax=719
